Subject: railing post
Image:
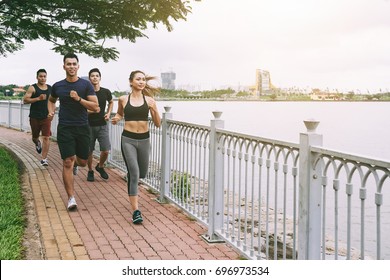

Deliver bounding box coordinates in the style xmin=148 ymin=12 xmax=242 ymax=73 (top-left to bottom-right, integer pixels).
xmin=20 ymin=101 xmax=23 ymax=131
xmin=8 ymin=100 xmax=11 ymax=128
xmin=298 ymin=119 xmax=323 ymax=259
xmin=159 ymin=106 xmax=172 ymax=203
xmin=204 ymin=111 xmax=224 ymax=242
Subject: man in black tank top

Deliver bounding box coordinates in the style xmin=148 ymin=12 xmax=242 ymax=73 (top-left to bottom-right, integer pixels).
xmin=23 ymin=69 xmax=52 ymax=167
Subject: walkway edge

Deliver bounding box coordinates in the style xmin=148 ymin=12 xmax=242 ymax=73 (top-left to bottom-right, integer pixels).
xmin=0 ymin=138 xmax=89 ymax=260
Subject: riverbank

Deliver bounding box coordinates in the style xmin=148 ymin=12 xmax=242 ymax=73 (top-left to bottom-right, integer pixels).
xmin=2 ymin=96 xmax=390 ymax=102
xmin=154 ymin=97 xmax=390 ymax=102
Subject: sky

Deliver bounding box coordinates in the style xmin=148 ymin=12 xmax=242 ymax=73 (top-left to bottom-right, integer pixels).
xmin=1 ymin=0 xmax=390 ymax=93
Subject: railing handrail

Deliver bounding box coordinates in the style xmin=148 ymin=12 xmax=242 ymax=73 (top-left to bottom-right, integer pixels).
xmin=311 ymin=146 xmax=390 ymax=168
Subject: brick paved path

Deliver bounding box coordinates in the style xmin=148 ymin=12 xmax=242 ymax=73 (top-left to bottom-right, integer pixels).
xmin=0 ymin=126 xmax=240 ymax=260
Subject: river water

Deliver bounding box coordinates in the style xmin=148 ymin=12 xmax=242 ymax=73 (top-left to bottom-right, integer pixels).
xmin=152 ymin=100 xmax=390 ymax=161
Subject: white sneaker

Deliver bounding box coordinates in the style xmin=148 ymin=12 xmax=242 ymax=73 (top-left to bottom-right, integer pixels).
xmin=67 ymin=196 xmax=77 ymax=211
xmin=73 ymin=165 xmax=78 ymax=175
xmin=40 ymin=158 xmax=49 ymax=166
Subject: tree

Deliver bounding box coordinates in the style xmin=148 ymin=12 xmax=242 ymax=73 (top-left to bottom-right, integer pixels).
xmin=346 ymin=91 xmax=355 ymax=100
xmin=0 ymin=0 xmax=198 ymax=62
xmin=270 ymin=93 xmax=277 ymax=100
xmin=236 ymin=91 xmax=250 ymax=98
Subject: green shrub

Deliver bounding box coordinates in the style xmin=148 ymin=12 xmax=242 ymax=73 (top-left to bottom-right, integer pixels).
xmin=171 ymin=172 xmax=191 ymax=201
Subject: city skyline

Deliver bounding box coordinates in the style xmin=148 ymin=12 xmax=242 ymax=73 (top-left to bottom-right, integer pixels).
xmin=1 ymin=0 xmax=389 ymax=93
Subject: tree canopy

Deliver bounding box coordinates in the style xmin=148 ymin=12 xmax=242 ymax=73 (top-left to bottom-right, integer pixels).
xmin=0 ymin=0 xmax=197 ymax=62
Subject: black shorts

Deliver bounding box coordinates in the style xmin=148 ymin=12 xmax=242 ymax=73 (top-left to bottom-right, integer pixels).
xmin=57 ymin=124 xmax=90 ymax=160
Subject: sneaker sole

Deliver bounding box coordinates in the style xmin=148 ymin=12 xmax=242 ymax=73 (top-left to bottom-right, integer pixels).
xmin=95 ymin=166 xmax=109 ymax=180
xmin=68 ymin=205 xmax=77 ymax=211
xmin=97 ymin=174 xmax=109 ymax=180
xmin=36 ymin=141 xmax=42 ymax=154
xmin=132 ymin=216 xmax=143 ymax=224
xmin=132 ymin=219 xmax=143 ymax=224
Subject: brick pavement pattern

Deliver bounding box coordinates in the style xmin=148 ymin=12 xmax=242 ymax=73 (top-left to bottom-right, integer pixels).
xmin=0 ymin=127 xmax=240 ymax=260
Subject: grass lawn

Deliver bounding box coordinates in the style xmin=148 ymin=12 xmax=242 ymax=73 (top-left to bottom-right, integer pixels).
xmin=0 ymin=147 xmax=25 ymax=260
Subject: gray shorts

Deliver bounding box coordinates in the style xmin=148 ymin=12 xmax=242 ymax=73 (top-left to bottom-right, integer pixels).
xmin=89 ymin=124 xmax=111 ymax=152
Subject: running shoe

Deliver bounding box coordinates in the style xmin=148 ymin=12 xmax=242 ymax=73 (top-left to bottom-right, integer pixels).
xmin=40 ymin=158 xmax=49 ymax=166
xmin=132 ymin=210 xmax=143 ymax=224
xmin=36 ymin=140 xmax=42 ymax=154
xmin=67 ymin=196 xmax=77 ymax=211
xmin=95 ymin=164 xmax=109 ymax=179
xmin=87 ymin=170 xmax=95 ymax=182
xmin=123 ymin=173 xmax=128 ymax=182
xmin=73 ymin=164 xmax=78 ymax=176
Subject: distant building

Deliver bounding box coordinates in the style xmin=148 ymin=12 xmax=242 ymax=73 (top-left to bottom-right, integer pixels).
xmin=12 ymin=87 xmax=26 ymax=96
xmin=310 ymin=88 xmax=342 ymax=100
xmin=161 ymin=71 xmax=176 ymax=90
xmin=255 ymin=69 xmax=272 ymax=96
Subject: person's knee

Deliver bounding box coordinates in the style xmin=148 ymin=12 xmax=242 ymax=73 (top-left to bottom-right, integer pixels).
xmin=63 ymin=158 xmax=74 ymax=169
xmin=77 ymin=158 xmax=88 ymax=167
xmin=139 ymin=162 xmax=149 ymax=178
xmin=130 ymin=176 xmax=138 ymax=186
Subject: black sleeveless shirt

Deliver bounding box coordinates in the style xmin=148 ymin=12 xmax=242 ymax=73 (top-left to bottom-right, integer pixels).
xmin=124 ymin=94 xmax=149 ymax=121
xmin=29 ymin=84 xmax=51 ymax=119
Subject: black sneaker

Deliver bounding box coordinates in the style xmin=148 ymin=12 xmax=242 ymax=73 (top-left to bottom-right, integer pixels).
xmin=95 ymin=164 xmax=109 ymax=180
xmin=73 ymin=164 xmax=78 ymax=176
xmin=87 ymin=170 xmax=94 ymax=182
xmin=35 ymin=140 xmax=42 ymax=154
xmin=40 ymin=158 xmax=49 ymax=166
xmin=132 ymin=210 xmax=143 ymax=224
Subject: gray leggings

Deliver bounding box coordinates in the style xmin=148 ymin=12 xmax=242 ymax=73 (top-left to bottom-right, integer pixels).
xmin=121 ymin=133 xmax=150 ymax=196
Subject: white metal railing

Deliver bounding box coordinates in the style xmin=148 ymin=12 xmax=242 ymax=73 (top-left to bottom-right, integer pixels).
xmin=310 ymin=147 xmax=390 ymax=260
xmin=1 ymin=101 xmax=389 ymax=260
xmin=148 ymin=108 xmax=390 ymax=260
xmin=215 ymin=126 xmax=300 ymax=260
